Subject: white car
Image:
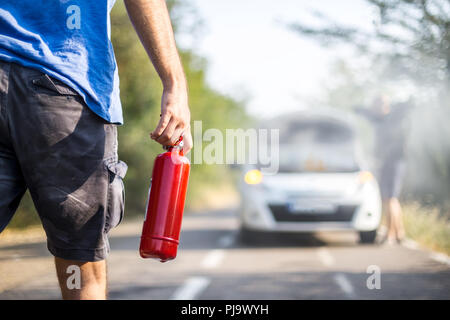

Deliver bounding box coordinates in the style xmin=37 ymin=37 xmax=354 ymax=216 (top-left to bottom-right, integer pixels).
xmin=238 ymin=110 xmax=382 ymax=244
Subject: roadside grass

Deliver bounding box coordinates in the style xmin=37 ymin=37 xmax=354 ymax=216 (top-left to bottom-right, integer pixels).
xmin=6 ymin=191 xmax=41 ymax=229
xmin=403 ymin=202 xmax=450 ymax=256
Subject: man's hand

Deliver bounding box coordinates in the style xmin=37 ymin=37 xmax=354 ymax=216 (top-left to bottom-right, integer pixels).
xmin=124 ymin=0 xmax=193 ymax=154
xmin=151 ymin=84 xmax=193 ymax=154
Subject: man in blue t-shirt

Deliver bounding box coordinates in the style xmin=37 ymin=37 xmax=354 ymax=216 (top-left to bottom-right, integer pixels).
xmin=0 ymin=0 xmax=192 ymax=299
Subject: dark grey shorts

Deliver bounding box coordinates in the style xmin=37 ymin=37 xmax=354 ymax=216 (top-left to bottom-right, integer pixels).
xmin=0 ymin=61 xmax=127 ymax=261
xmin=378 ymin=160 xmax=406 ymax=200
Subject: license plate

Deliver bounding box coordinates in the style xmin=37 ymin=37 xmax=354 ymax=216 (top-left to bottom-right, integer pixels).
xmin=287 ymin=200 xmax=335 ymax=214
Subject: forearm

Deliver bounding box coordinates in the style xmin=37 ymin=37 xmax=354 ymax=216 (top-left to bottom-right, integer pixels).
xmin=124 ymin=0 xmax=186 ymax=89
xmin=124 ymin=0 xmax=192 ymax=152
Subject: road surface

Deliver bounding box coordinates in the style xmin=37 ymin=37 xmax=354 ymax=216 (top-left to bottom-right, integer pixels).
xmin=0 ymin=209 xmax=449 ymax=299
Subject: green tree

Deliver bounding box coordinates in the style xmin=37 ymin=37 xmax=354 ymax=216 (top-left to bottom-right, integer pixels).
xmin=290 ymin=0 xmax=450 ymax=90
xmin=111 ymin=1 xmax=248 ymax=215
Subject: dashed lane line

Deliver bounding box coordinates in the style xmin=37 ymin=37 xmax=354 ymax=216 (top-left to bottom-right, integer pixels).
xmin=171 ymin=276 xmax=211 ymax=300
xmin=170 ymin=232 xmax=236 ymax=300
xmin=201 ymin=249 xmax=226 ymax=269
xmin=316 ymin=247 xmax=335 ymax=267
xmin=334 ymin=273 xmax=355 ymax=299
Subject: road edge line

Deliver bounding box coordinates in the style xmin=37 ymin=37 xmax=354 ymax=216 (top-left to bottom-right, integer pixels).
xmin=401 ymin=238 xmax=450 ymax=266
xmin=333 ymin=273 xmax=355 ymax=299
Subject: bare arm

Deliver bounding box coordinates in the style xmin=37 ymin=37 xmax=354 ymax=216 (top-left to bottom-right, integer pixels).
xmin=124 ymin=0 xmax=192 ymax=153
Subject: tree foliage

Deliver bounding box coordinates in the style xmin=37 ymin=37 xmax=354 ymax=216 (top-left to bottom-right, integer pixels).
xmin=111 ymin=0 xmax=248 ymax=214
xmin=290 ymin=0 xmax=450 ymax=88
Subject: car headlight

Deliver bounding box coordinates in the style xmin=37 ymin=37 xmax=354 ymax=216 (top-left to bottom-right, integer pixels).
xmin=244 ymin=169 xmax=263 ymax=185
xmin=358 ymin=171 xmax=374 ymax=186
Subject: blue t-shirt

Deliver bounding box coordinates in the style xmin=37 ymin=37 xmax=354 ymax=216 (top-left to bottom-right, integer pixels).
xmin=0 ymin=0 xmax=122 ymax=124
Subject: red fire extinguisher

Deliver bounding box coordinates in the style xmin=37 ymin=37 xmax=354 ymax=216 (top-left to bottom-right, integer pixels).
xmin=139 ymin=137 xmax=190 ymax=262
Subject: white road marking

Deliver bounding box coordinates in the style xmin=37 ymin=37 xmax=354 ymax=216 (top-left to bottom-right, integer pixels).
xmin=198 ymin=233 xmax=234 ymax=270
xmin=317 ymin=247 xmax=335 ymax=267
xmin=334 ymin=273 xmax=355 ymax=299
xmin=401 ymin=238 xmax=450 ymax=266
xmin=170 ymin=232 xmax=234 ymax=300
xmin=171 ymin=276 xmax=211 ymax=300
xmin=430 ymin=252 xmax=450 ymax=266
xmin=201 ymin=249 xmax=226 ymax=269
xmin=171 ymin=232 xmax=233 ymax=300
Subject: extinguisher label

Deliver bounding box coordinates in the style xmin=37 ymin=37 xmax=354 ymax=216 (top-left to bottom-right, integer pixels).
xmin=143 ymin=179 xmax=152 ymax=221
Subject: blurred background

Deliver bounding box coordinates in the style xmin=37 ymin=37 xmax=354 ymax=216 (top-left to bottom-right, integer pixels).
xmin=1 ymin=0 xmax=449 ymax=299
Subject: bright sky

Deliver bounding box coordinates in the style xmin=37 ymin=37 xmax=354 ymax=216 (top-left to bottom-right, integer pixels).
xmin=180 ymin=0 xmax=375 ymax=118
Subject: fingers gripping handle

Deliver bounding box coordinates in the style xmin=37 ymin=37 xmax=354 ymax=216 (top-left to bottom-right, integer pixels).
xmin=163 ymin=135 xmax=184 ymax=152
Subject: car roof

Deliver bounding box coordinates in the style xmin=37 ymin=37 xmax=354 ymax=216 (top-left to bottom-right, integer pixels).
xmin=260 ymin=108 xmax=357 ymax=141
xmin=262 ymin=108 xmax=355 ymax=128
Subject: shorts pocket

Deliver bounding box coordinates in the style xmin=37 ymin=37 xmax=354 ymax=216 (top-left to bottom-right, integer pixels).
xmin=30 ymin=73 xmax=79 ymax=96
xmin=105 ymin=160 xmax=128 ymax=233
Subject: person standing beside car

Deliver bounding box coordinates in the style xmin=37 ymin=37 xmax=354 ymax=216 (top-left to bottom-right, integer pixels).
xmin=355 ymin=95 xmax=413 ymax=244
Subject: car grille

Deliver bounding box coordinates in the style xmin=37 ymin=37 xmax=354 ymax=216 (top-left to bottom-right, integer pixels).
xmin=269 ymin=204 xmax=358 ymax=222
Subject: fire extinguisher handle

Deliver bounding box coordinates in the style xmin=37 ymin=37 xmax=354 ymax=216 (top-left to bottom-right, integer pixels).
xmin=163 ymin=136 xmax=184 ymax=151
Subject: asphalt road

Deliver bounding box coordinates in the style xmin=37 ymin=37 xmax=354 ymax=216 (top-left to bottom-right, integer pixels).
xmin=0 ymin=208 xmax=449 ymax=299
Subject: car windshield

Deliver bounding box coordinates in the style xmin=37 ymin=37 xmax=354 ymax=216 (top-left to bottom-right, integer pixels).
xmin=277 ymin=119 xmax=360 ymax=173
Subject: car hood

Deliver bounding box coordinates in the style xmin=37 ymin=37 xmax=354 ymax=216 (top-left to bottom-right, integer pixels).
xmin=262 ymin=172 xmax=360 ymax=198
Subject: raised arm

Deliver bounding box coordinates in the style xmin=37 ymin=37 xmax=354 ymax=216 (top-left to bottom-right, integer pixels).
xmin=124 ymin=0 xmax=192 ymax=153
